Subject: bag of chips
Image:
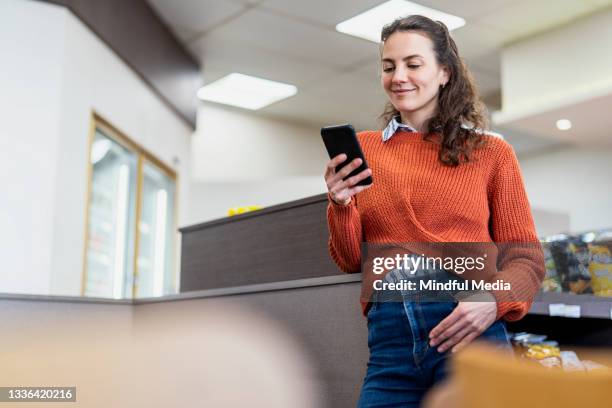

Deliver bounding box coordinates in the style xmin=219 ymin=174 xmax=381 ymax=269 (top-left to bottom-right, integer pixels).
xmin=541 ymin=242 xmax=562 ymax=292
xmin=588 ymin=241 xmax=612 ymax=297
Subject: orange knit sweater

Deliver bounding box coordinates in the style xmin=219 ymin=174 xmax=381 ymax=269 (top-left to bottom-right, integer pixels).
xmin=327 ymin=130 xmax=545 ymax=321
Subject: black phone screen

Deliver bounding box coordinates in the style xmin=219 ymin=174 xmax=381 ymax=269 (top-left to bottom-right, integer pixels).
xmin=321 ymin=124 xmax=372 ymax=186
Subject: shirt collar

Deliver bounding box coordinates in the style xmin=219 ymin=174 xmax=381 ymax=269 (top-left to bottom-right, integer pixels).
xmin=381 ymin=118 xmax=502 ymax=142
xmin=382 ymin=116 xmax=418 ymax=142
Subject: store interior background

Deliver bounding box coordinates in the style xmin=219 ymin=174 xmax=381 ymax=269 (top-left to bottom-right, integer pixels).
xmin=2 ymin=1 xmax=612 ymax=406
xmin=2 ymin=0 xmax=612 ymax=297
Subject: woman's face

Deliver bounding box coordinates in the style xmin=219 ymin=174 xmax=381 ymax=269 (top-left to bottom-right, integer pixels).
xmin=381 ymin=31 xmax=449 ymax=120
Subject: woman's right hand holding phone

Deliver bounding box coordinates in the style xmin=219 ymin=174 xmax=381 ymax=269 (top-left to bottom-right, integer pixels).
xmin=324 ymin=154 xmax=372 ymax=206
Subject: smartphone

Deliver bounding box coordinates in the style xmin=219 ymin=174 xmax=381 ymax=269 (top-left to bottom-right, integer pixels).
xmin=321 ymin=124 xmax=372 ymax=186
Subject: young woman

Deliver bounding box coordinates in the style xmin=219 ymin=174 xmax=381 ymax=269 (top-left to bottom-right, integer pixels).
xmin=324 ymin=15 xmax=544 ymax=407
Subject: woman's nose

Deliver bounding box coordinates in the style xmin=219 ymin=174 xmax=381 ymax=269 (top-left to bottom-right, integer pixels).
xmin=392 ymin=67 xmax=407 ymax=83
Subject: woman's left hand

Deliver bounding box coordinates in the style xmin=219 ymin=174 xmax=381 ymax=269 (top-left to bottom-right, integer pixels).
xmin=428 ymin=297 xmax=497 ymax=354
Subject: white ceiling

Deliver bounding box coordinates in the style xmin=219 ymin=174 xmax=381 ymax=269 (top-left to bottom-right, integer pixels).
xmin=148 ymin=0 xmax=611 ymax=152
xmin=496 ymin=92 xmax=612 ymax=148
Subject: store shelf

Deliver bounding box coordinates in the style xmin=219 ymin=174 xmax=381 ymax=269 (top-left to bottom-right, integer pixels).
xmin=530 ymin=292 xmax=612 ymax=319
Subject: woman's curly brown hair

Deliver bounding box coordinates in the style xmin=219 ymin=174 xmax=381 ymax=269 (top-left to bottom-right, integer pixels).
xmin=380 ymin=15 xmax=489 ymax=166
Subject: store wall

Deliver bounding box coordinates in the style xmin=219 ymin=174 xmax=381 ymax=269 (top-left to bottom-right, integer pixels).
xmin=0 ymin=0 xmax=65 ymax=294
xmin=520 ymin=145 xmax=612 ymax=234
xmin=0 ymin=0 xmax=193 ymax=296
xmin=192 ymin=103 xmax=327 ymax=181
xmin=187 ymin=178 xmax=326 ymax=224
xmin=189 ymin=103 xmax=327 ymax=222
xmin=500 ymin=8 xmax=612 ymax=117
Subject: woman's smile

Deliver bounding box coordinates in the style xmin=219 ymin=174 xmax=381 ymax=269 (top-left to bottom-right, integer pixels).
xmin=392 ymin=88 xmax=417 ymax=96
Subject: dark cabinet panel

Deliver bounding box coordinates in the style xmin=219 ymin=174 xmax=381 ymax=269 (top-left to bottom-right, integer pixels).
xmin=180 ymin=194 xmax=345 ymax=291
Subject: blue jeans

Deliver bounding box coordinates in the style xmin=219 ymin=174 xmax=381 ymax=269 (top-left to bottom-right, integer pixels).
xmin=357 ymin=300 xmax=511 ymax=408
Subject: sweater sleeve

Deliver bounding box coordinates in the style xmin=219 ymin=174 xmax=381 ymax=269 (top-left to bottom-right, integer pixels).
xmin=488 ymin=142 xmax=545 ymax=321
xmin=327 ymin=193 xmax=362 ymax=273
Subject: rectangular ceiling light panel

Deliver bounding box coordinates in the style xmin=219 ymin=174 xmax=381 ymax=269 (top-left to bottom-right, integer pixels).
xmin=336 ymin=0 xmax=466 ymax=43
xmin=197 ymin=73 xmax=298 ymax=110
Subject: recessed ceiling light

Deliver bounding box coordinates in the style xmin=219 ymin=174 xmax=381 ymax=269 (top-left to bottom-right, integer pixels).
xmin=336 ymin=0 xmax=466 ymax=43
xmin=556 ymin=119 xmax=572 ymax=131
xmin=197 ymin=73 xmax=297 ymax=110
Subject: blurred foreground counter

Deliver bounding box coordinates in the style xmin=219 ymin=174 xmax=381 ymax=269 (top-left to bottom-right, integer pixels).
xmin=424 ymin=344 xmax=612 ymax=408
xmin=0 ymin=275 xmax=366 ymax=408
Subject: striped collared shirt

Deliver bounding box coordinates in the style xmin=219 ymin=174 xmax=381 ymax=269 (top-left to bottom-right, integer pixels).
xmin=382 ymin=116 xmax=417 ymax=142
xmin=382 ymin=116 xmax=504 ymax=142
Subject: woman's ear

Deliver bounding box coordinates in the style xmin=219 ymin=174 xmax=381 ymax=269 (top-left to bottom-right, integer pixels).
xmin=441 ymin=65 xmax=451 ymax=86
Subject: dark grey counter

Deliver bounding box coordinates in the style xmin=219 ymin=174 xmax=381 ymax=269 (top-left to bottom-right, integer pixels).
xmin=3 ymin=280 xmax=610 ymax=320
xmin=179 ymin=194 xmax=340 ymax=292
xmin=0 ymin=273 xmax=362 ymax=305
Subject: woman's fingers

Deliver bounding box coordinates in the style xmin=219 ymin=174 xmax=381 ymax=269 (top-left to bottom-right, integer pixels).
xmin=325 ymin=154 xmax=353 ymax=181
xmin=345 ymin=182 xmax=373 ymax=197
xmin=331 ymin=178 xmax=372 ymax=206
xmin=429 ymin=317 xmax=466 ymax=347
xmin=343 ymin=167 xmax=372 ymax=188
xmin=326 ymin=154 xmax=347 ymax=174
xmin=436 ymin=325 xmax=472 ymax=353
xmin=432 ymin=312 xmax=483 ymax=353
xmin=325 ymin=155 xmax=372 ymax=205
xmin=329 ymin=167 xmax=372 ymax=197
xmin=451 ymin=331 xmax=480 ymax=354
xmin=429 ymin=306 xmax=462 ymax=341
xmin=326 ymin=158 xmax=363 ymax=187
xmin=324 ymin=154 xmax=346 ymax=179
xmin=333 ymin=158 xmax=363 ymax=184
xmin=430 ymin=302 xmax=498 ymax=353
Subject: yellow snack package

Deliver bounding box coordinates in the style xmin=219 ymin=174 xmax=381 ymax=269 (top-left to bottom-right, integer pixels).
xmin=588 ymin=243 xmax=612 ymax=297
xmin=525 ymin=344 xmax=561 ymax=360
xmin=541 ymin=242 xmax=562 ymax=292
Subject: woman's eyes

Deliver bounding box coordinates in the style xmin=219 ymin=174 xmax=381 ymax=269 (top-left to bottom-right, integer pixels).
xmin=382 ymin=64 xmax=421 ymax=72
